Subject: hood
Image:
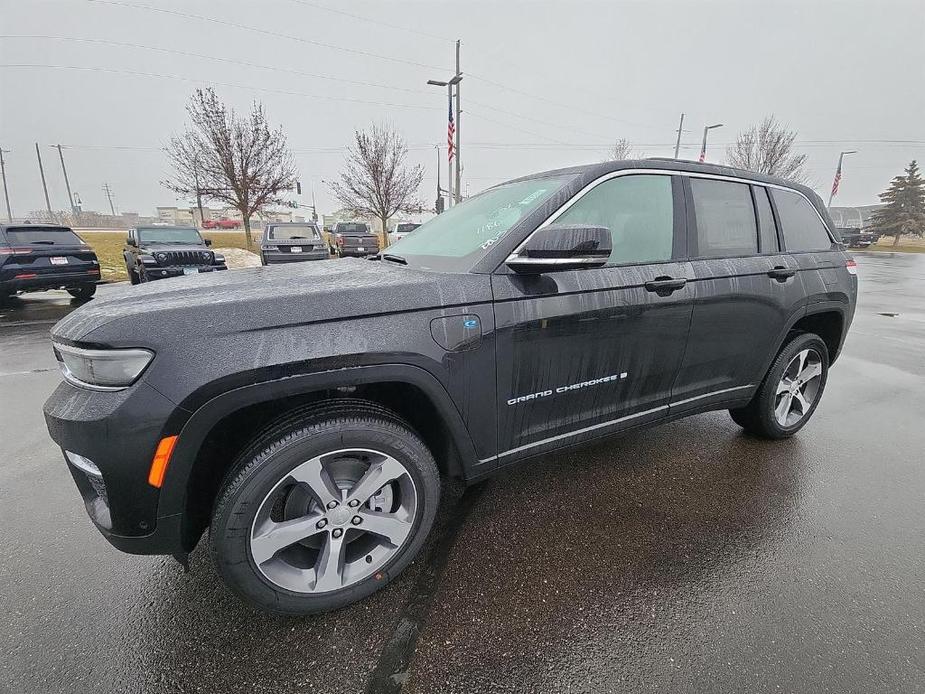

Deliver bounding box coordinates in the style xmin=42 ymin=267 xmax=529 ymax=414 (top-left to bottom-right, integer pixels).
xmin=51 ymin=258 xmax=491 ymax=344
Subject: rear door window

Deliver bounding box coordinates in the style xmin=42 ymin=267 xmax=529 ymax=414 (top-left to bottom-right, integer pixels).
xmin=690 ymin=179 xmax=758 ymax=257
xmin=753 ymin=186 xmax=779 ymax=253
xmin=554 ymin=174 xmax=674 ymax=265
xmin=5 ymin=227 xmax=84 ymax=245
xmin=771 ymin=188 xmax=833 ymax=252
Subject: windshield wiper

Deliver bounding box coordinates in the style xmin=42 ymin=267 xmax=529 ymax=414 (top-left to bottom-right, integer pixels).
xmin=30 ymin=240 xmax=57 ymax=245
xmin=382 ymin=254 xmax=407 ymax=265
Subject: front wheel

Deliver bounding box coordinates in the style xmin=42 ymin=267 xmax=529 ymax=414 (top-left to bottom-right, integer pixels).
xmin=210 ymin=404 xmax=441 ymax=615
xmin=730 ymin=332 xmax=829 ymax=439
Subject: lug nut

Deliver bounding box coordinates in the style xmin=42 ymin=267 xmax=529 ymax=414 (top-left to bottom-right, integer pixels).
xmin=351 ymin=516 xmax=362 ymax=525
xmin=348 ymin=499 xmax=360 ymax=507
xmin=326 ymin=500 xmax=338 ymax=509
xmin=316 ymin=519 xmax=327 ymax=529
xmin=332 ymin=528 xmax=343 ymax=538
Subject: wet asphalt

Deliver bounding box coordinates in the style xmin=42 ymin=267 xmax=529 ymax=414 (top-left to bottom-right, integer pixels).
xmin=1 ymin=253 xmax=923 ymax=694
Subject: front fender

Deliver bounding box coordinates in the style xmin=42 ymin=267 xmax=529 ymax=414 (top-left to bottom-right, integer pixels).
xmin=155 ymin=363 xmax=479 ymax=519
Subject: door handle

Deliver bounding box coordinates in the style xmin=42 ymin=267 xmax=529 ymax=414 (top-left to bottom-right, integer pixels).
xmin=644 ymin=277 xmax=687 ymax=294
xmin=767 ymin=266 xmax=796 ymax=281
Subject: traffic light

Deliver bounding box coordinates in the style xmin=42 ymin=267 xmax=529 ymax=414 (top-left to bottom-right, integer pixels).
xmin=296 ymin=181 xmax=302 ymax=195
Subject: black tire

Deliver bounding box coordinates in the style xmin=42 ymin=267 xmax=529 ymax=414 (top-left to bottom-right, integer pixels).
xmin=67 ymin=284 xmax=96 ymax=300
xmin=210 ymin=401 xmax=441 ymax=615
xmin=128 ymin=264 xmax=140 ymax=285
xmin=729 ymin=332 xmax=830 ymax=439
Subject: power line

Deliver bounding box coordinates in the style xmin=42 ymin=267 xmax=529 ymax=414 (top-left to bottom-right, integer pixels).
xmin=286 ymin=0 xmax=454 ymax=43
xmin=465 ymin=110 xmax=574 ymax=145
xmin=0 ymin=64 xmax=442 ymax=111
xmin=85 ymin=0 xmax=446 ymax=71
xmin=1 ymin=35 xmax=432 ymax=96
xmin=466 ymin=98 xmax=612 ymax=143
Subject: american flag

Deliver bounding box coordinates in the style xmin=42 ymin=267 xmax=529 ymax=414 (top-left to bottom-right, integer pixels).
xmin=831 ymin=165 xmax=842 ymax=198
xmin=447 ymin=96 xmax=455 ymax=162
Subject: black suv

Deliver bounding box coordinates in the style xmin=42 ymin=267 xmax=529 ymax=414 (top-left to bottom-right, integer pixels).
xmin=124 ymin=226 xmax=227 ymax=283
xmin=0 ymin=224 xmax=100 ymax=302
xmin=44 ymin=160 xmax=857 ymax=615
xmin=260 ymin=222 xmax=328 ymax=264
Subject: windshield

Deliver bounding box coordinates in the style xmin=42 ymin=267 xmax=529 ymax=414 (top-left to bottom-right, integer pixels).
xmin=5 ymin=227 xmax=84 ymax=245
xmin=386 ymin=177 xmax=568 ymax=270
xmin=268 ymin=224 xmax=320 ymax=240
xmin=137 ymin=227 xmax=203 ymax=244
xmin=336 ymin=223 xmax=370 ymax=235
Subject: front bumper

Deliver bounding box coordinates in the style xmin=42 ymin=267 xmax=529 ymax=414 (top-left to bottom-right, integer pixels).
xmin=44 ymin=378 xmax=186 ymax=554
xmin=143 ymin=264 xmax=227 ymax=281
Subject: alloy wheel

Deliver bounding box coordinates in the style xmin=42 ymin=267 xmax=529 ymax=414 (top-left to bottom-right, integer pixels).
xmin=249 ymin=448 xmax=417 ymax=594
xmin=774 ymin=348 xmax=823 ymax=427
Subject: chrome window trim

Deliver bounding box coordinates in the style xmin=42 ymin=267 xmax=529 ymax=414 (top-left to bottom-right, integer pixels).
xmin=480 ymin=383 xmax=756 ymax=464
xmin=507 ymin=168 xmax=834 ymax=262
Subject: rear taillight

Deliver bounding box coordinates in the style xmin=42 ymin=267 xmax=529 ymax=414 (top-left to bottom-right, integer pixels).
xmin=846 ymin=259 xmax=858 ymax=275
xmin=336 ymin=234 xmax=344 ymax=246
xmin=0 ymin=247 xmax=32 ymax=255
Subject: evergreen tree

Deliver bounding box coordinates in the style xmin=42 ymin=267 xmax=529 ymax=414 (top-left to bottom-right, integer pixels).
xmin=868 ymin=160 xmax=925 ymax=247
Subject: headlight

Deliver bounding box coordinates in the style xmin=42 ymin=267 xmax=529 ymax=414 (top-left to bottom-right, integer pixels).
xmin=54 ymin=343 xmax=154 ymax=390
xmin=214 ymin=253 xmax=225 ymax=263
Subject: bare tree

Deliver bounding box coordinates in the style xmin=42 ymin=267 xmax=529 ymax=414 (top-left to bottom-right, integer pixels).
xmin=329 ymin=123 xmax=424 ymax=246
xmin=726 ymin=115 xmax=808 ymax=183
xmin=608 ymin=138 xmax=643 ymax=160
xmin=163 ymin=88 xmax=297 ymax=248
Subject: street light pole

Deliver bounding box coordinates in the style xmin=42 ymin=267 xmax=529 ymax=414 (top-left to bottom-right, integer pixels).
xmin=828 ymin=150 xmax=858 ymax=207
xmin=698 ymin=123 xmax=724 ymax=162
xmin=427 ymin=66 xmax=462 ymax=208
xmin=0 ymin=147 xmax=12 ymax=222
xmin=454 ymin=39 xmax=462 ymax=203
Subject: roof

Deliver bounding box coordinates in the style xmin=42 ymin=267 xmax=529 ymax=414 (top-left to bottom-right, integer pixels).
xmin=0 ymin=223 xmax=72 ymax=231
xmin=501 ymin=158 xmax=818 ymax=201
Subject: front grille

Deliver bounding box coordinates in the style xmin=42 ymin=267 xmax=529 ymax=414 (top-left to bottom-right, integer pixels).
xmin=155 ymin=250 xmax=212 ymax=267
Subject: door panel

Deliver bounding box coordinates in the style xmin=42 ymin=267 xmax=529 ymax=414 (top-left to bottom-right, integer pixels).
xmin=492 ymin=261 xmax=693 ymax=459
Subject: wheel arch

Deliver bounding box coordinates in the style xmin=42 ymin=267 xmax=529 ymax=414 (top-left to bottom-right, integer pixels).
xmin=157 ymin=364 xmax=477 ymax=551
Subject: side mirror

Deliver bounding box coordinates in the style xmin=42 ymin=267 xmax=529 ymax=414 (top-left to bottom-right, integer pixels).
xmin=204 ymin=238 xmax=212 ymax=246
xmin=505 ymin=224 xmax=611 ymax=273
xmin=126 ymin=236 xmax=137 ymax=247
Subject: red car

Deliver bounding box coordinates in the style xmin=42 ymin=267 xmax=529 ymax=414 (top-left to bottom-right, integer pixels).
xmin=202 ymin=218 xmax=239 ymax=230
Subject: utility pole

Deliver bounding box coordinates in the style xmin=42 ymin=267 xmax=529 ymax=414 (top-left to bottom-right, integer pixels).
xmin=0 ymin=147 xmax=12 ymax=222
xmin=454 ymin=39 xmax=462 ymax=204
xmin=434 ymin=144 xmax=445 ymax=213
xmin=35 ymin=143 xmax=54 ymax=221
xmin=102 ymin=182 xmax=117 ymax=216
xmin=51 ymin=144 xmax=77 ymax=217
xmin=192 ymin=154 xmax=205 ymax=226
xmin=673 ymin=113 xmax=685 ymax=159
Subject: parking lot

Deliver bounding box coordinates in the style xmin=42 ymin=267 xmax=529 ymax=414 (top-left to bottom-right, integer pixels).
xmin=1 ymin=252 xmax=923 ymax=693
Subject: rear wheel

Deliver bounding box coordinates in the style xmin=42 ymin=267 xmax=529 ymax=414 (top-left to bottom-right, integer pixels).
xmin=210 ymin=404 xmax=441 ymax=615
xmin=67 ymin=284 xmax=96 ymax=301
xmin=730 ymin=332 xmax=829 ymax=439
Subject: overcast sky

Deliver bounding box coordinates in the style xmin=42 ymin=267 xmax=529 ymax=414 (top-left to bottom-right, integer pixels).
xmin=1 ymin=0 xmax=923 ymax=218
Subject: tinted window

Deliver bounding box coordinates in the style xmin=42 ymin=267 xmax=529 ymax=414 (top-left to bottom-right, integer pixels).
xmin=554 ymin=174 xmax=674 ymax=264
xmin=336 ymin=223 xmax=370 ymax=235
xmin=771 ymin=189 xmax=833 ymax=252
xmin=690 ymin=179 xmax=757 ymax=257
xmin=5 ymin=227 xmax=84 ymax=245
xmin=753 ymin=186 xmax=779 ymax=253
xmin=395 ymin=223 xmax=419 ymax=233
xmin=268 ymin=225 xmax=320 ymax=240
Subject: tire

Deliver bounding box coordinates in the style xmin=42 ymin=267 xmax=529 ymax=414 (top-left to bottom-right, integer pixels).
xmin=210 ymin=401 xmax=441 ymax=615
xmin=729 ymin=332 xmax=829 ymax=439
xmin=67 ymin=284 xmax=96 ymax=300
xmin=128 ymin=264 xmax=140 ymax=285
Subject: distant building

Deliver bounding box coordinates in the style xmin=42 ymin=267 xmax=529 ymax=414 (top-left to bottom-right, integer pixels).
xmin=828 ymin=204 xmax=884 ymax=229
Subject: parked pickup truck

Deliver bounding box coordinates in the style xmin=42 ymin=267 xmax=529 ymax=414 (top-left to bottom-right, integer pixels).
xmin=202 ymin=219 xmax=240 ymax=230
xmin=332 ymin=221 xmax=379 ymax=257
xmin=836 ymin=227 xmax=879 ymax=248
xmin=44 ymin=159 xmax=857 ymax=615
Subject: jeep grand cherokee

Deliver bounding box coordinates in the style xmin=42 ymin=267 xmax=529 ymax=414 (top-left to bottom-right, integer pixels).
xmin=44 ymin=160 xmax=857 ymax=615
